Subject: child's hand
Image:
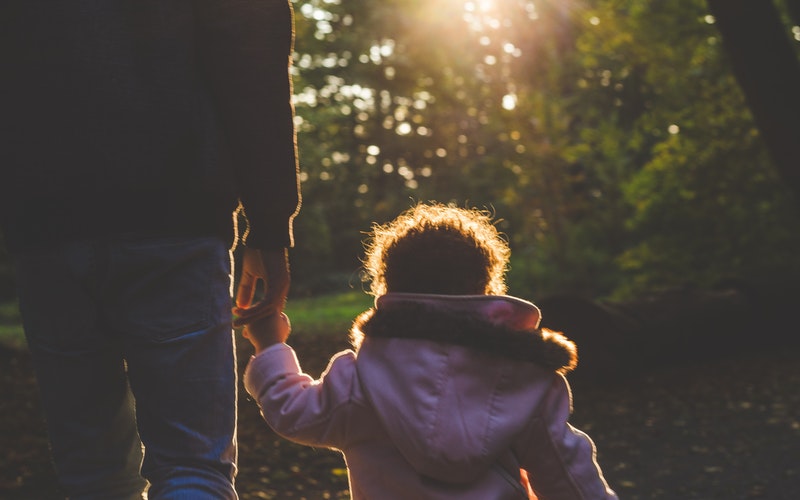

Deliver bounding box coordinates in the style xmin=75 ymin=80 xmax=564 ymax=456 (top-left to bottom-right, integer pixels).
xmin=243 ymin=312 xmax=291 ymax=354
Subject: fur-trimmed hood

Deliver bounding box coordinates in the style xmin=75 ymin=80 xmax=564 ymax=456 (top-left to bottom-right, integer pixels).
xmin=352 ymin=293 xmax=579 ymax=485
xmin=353 ymin=293 xmax=577 ymax=374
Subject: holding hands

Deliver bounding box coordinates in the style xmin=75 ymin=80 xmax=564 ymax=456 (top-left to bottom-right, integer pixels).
xmin=233 ymin=247 xmax=291 ymax=327
xmin=233 ymin=246 xmax=292 ymax=353
xmin=242 ymin=312 xmax=291 ymax=354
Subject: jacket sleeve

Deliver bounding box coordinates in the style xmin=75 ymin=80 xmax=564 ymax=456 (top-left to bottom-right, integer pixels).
xmin=194 ymin=0 xmax=300 ymax=249
xmin=515 ymin=374 xmax=618 ymax=500
xmin=244 ymin=343 xmax=359 ymax=448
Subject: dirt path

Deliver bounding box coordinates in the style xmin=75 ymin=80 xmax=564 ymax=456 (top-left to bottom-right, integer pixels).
xmin=2 ymin=336 xmax=798 ymax=499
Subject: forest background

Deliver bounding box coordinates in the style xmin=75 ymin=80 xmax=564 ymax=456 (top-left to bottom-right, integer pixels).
xmin=281 ymin=0 xmax=800 ymax=302
xmin=1 ymin=0 xmax=800 ymax=310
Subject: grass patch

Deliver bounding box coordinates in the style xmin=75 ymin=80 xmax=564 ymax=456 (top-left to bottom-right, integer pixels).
xmin=0 ymin=300 xmax=25 ymax=350
xmin=0 ymin=291 xmax=374 ymax=351
xmin=0 ymin=324 xmax=26 ymax=350
xmin=284 ymin=290 xmax=373 ymax=335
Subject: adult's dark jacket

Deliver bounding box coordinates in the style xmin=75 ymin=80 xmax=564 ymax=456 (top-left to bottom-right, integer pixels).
xmin=1 ymin=1 xmax=300 ymax=253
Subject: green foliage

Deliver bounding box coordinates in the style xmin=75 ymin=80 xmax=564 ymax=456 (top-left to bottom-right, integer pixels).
xmin=576 ymin=0 xmax=800 ymax=298
xmin=3 ymin=0 xmax=799 ymax=303
xmin=617 ymin=123 xmax=800 ymax=296
xmin=284 ymin=0 xmax=800 ymax=298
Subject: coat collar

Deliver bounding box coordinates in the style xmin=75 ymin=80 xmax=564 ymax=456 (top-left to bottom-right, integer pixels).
xmin=353 ymin=293 xmax=577 ymax=374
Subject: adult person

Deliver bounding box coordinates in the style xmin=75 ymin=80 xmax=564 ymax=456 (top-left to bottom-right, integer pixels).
xmin=0 ymin=1 xmax=301 ymax=499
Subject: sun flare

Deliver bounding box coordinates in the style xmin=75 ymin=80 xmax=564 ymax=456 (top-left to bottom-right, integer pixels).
xmin=461 ymin=0 xmax=538 ymax=32
xmin=468 ymin=0 xmax=495 ymax=13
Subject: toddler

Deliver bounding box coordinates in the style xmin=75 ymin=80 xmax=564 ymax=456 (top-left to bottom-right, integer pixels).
xmin=242 ymin=202 xmax=618 ymax=499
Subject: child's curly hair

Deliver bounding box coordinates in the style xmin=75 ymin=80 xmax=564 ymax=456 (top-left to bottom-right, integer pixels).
xmin=362 ymin=202 xmax=510 ymax=296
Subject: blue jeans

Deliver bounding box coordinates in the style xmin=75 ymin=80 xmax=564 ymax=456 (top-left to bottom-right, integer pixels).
xmin=14 ymin=236 xmax=238 ymax=499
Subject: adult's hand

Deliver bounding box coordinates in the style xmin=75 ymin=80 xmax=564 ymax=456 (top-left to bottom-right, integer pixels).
xmin=233 ymin=247 xmax=290 ymax=327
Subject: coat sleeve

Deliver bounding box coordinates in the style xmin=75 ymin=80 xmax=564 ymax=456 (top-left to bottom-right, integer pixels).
xmin=515 ymin=374 xmax=618 ymax=500
xmin=244 ymin=343 xmax=359 ymax=448
xmin=194 ymin=0 xmax=300 ymax=250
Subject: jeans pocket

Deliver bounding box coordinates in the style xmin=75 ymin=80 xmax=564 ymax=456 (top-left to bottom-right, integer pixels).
xmin=110 ymin=237 xmax=231 ymax=343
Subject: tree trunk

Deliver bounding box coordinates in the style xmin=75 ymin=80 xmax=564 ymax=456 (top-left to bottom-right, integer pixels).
xmin=707 ymin=0 xmax=800 ymax=203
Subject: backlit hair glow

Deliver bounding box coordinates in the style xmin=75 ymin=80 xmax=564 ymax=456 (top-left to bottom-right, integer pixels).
xmin=362 ymin=202 xmax=510 ymax=296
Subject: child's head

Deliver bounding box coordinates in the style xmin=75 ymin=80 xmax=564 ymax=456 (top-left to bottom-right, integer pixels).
xmin=362 ymin=202 xmax=510 ymax=296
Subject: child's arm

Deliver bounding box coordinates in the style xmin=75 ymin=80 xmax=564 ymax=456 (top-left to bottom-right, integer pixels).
xmin=242 ymin=312 xmax=291 ymax=354
xmin=243 ymin=316 xmax=360 ymax=449
xmin=516 ymin=375 xmax=618 ymax=500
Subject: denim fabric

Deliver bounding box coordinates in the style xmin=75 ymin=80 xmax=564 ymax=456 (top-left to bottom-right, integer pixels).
xmin=14 ymin=236 xmax=238 ymax=499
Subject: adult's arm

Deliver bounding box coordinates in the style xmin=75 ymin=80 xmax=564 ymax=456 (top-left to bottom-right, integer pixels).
xmin=194 ymin=0 xmax=301 ymax=321
xmin=194 ymin=0 xmax=301 ymax=250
